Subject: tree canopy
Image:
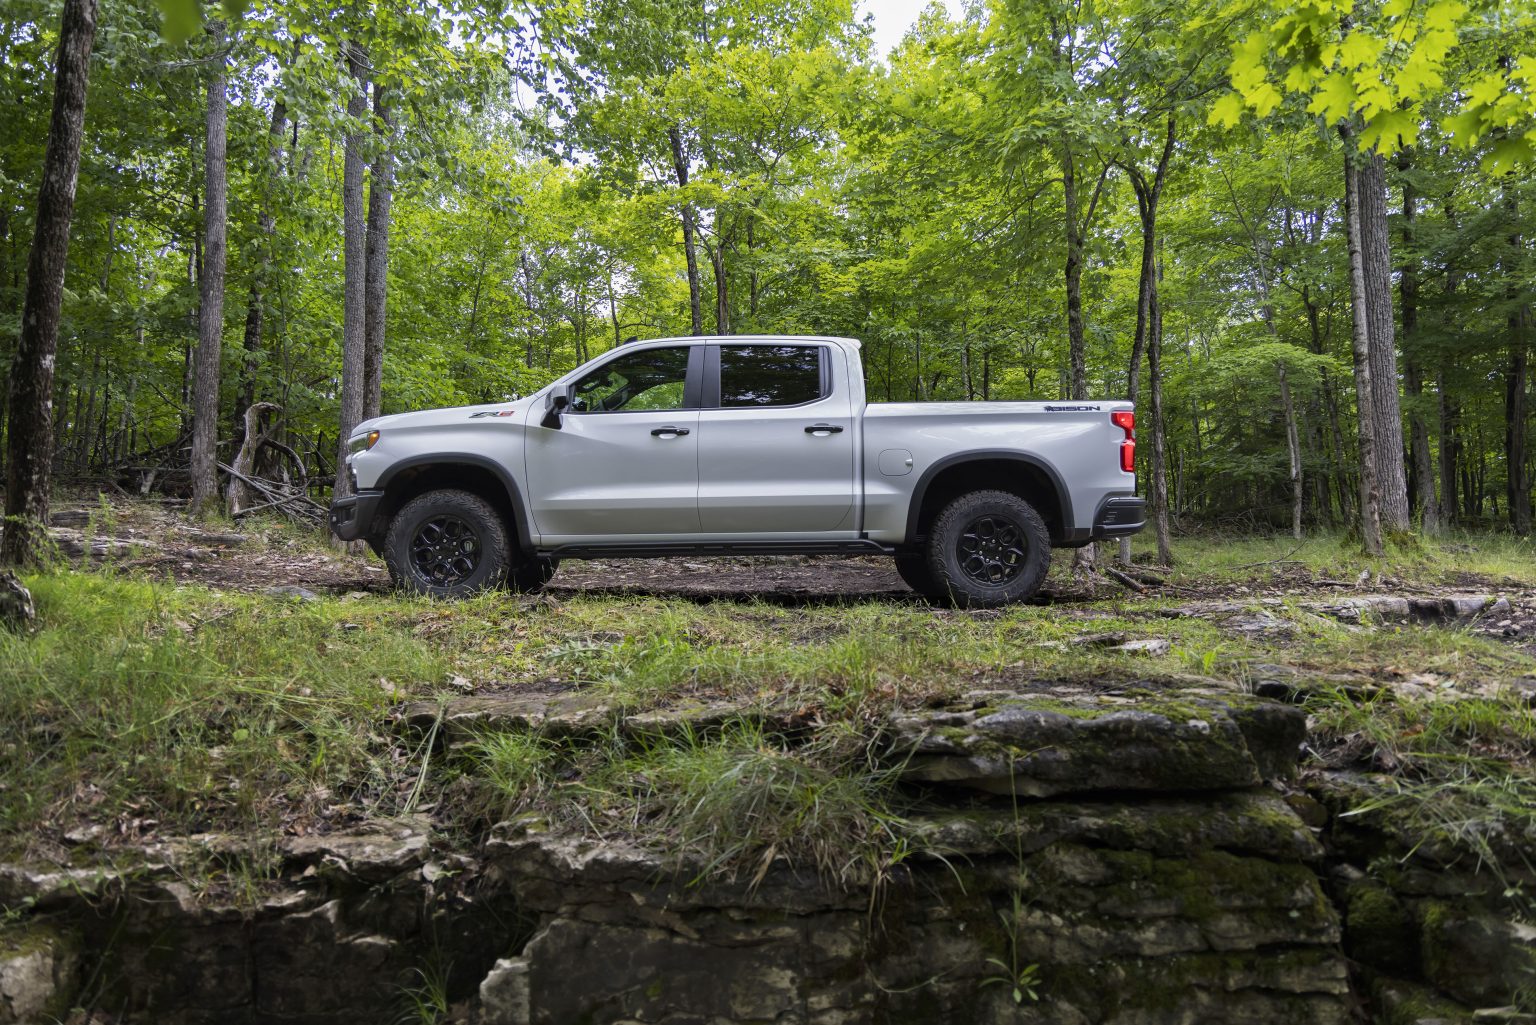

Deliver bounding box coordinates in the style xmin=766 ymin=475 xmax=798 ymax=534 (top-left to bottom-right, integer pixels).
xmin=0 ymin=0 xmax=1533 ymax=549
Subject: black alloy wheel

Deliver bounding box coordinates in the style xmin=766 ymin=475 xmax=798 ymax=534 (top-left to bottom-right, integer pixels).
xmin=410 ymin=515 xmax=482 ymax=587
xmin=925 ymin=489 xmax=1051 ymax=608
xmin=384 ymin=489 xmax=512 ymax=597
xmin=955 ymin=514 xmax=1028 ymax=586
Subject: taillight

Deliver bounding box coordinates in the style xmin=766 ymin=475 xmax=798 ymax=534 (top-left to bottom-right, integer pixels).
xmin=1112 ymin=411 xmax=1135 ymax=473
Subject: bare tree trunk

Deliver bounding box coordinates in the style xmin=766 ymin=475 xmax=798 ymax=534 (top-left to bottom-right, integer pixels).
xmin=1342 ymin=137 xmax=1384 ymax=556
xmin=1509 ymin=311 xmax=1532 ymax=535
xmin=227 ymin=401 xmax=281 ymax=515
xmin=708 ymin=237 xmax=729 ymax=335
xmin=1 ymin=0 xmax=97 ymax=566
xmin=1397 ymin=151 xmax=1438 ymax=533
xmin=1357 ymin=147 xmax=1410 ymax=531
xmin=1063 ymin=145 xmax=1107 ymax=576
xmin=334 ymin=42 xmax=369 ymax=501
xmin=667 ymin=127 xmax=702 ymax=336
xmin=1438 ymin=368 xmax=1459 ymax=526
xmin=363 ymin=83 xmax=395 ymax=422
xmin=1149 ymin=287 xmax=1172 ymax=564
xmin=236 ymin=98 xmax=287 ymax=444
xmin=1279 ymin=361 xmax=1303 ymax=540
xmin=1503 ymin=187 xmax=1533 ymax=535
xmin=1062 ymin=146 xmax=1089 ymax=401
xmin=190 ymin=21 xmax=229 ymax=517
xmin=1119 ymin=119 xmax=1176 ymax=565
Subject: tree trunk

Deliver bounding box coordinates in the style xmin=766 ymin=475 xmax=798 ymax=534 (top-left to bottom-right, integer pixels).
xmin=709 ymin=238 xmax=729 ymax=335
xmin=189 ymin=21 xmax=228 ymax=517
xmin=1063 ymin=146 xmax=1107 ymax=576
xmin=363 ymin=83 xmax=395 ymax=422
xmin=1119 ymin=119 xmax=1176 ymax=565
xmin=1279 ymin=361 xmax=1303 ymax=540
xmin=667 ymin=127 xmax=702 ymax=336
xmin=1062 ymin=145 xmax=1088 ymax=402
xmin=1149 ymin=286 xmax=1172 ymax=564
xmin=1 ymin=0 xmax=97 ymax=566
xmin=1397 ymin=151 xmax=1438 ymax=533
xmin=1438 ymin=369 xmax=1458 ymax=526
xmin=1356 ymin=146 xmax=1410 ymax=531
xmin=1342 ymin=137 xmax=1385 ymax=556
xmin=335 ymin=42 xmax=369 ymax=501
xmin=227 ymin=402 xmax=281 ymax=515
xmin=1503 ymin=187 xmax=1533 ymax=534
xmin=1508 ymin=311 xmax=1532 ymax=534
xmin=236 ymin=98 xmax=287 ymax=444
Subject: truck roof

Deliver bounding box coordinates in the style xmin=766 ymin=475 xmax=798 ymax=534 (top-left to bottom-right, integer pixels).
xmin=628 ymin=334 xmax=861 ymax=348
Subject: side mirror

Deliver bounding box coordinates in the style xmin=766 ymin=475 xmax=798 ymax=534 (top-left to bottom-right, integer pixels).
xmin=541 ymin=387 xmax=572 ymax=430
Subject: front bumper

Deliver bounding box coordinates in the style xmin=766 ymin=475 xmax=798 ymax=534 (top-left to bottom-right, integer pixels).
xmin=329 ymin=489 xmax=385 ymax=542
xmin=1091 ymin=496 xmax=1146 ymax=538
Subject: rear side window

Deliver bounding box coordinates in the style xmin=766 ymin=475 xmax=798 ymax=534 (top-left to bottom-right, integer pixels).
xmin=719 ymin=345 xmax=824 ymax=407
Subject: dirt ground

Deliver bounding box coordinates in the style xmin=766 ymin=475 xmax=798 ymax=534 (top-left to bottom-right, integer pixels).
xmin=40 ymin=496 xmax=1536 ymax=648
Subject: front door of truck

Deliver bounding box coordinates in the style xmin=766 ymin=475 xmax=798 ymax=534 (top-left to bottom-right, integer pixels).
xmin=696 ymin=343 xmax=857 ymax=533
xmin=524 ymin=344 xmax=703 ymax=539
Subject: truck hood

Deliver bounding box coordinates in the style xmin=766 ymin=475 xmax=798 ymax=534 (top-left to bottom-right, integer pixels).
xmin=352 ymin=397 xmax=537 ymax=437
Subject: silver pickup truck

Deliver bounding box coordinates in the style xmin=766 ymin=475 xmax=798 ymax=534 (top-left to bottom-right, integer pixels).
xmin=329 ymin=335 xmax=1144 ymax=606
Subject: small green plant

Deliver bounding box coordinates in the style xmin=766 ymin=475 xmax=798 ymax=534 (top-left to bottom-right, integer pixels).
xmin=396 ymin=961 xmax=451 ymax=1025
xmin=982 ymin=891 xmax=1041 ymax=1006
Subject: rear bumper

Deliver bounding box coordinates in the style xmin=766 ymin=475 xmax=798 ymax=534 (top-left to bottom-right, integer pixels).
xmin=329 ymin=490 xmax=385 ymax=542
xmin=1091 ymin=496 xmax=1146 ymax=538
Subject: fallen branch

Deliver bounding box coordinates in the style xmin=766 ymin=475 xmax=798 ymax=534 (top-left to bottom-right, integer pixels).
xmin=1105 ymin=566 xmax=1148 ymax=593
xmin=1231 ymin=544 xmax=1304 ymax=571
xmin=217 ymin=461 xmax=326 ymax=524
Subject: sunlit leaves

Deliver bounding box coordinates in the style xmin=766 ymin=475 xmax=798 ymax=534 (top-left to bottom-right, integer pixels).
xmin=1207 ymin=0 xmax=1533 ymax=161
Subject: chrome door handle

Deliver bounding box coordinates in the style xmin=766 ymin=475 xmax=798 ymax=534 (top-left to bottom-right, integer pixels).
xmin=805 ymin=423 xmax=844 ymax=435
xmin=651 ymin=426 xmax=690 ymax=437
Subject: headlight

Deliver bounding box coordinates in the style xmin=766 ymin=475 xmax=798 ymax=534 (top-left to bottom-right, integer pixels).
xmin=348 ymin=430 xmax=380 ymax=455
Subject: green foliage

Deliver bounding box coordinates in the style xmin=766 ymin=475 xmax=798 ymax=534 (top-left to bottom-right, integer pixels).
xmin=1214 ymin=0 xmax=1536 ymax=166
xmin=1 ymin=0 xmax=1533 ymax=536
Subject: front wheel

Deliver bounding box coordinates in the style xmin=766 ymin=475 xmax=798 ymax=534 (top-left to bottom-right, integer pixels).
xmin=925 ymin=490 xmax=1051 ymax=608
xmin=384 ymin=489 xmax=511 ymax=598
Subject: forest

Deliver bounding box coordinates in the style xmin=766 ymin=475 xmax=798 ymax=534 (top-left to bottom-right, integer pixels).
xmin=1 ymin=0 xmax=1534 ymax=562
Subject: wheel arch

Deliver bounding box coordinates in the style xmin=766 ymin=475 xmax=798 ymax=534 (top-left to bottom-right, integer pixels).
xmin=904 ymin=452 xmax=1072 ymax=547
xmin=372 ymin=455 xmax=533 ymax=552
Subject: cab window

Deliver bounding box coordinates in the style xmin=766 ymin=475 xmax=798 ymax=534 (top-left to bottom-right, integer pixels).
xmin=570 ymin=346 xmax=690 ymax=413
xmin=719 ymin=345 xmax=825 ymax=407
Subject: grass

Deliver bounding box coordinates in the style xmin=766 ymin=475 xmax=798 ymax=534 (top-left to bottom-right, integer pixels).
xmin=1143 ymin=527 xmax=1536 ymax=587
xmin=0 ymin=524 xmax=1532 ymax=891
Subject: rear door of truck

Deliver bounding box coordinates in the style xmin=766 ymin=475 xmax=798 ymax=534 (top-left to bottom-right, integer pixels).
xmin=695 ymin=341 xmax=858 ymax=533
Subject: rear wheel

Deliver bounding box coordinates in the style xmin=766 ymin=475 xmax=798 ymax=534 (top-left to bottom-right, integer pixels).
xmin=384 ymin=489 xmax=511 ymax=598
xmin=925 ymin=490 xmax=1050 ymax=608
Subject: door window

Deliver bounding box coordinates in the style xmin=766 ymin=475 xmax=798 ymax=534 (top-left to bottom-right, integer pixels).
xmin=570 ymin=346 xmax=690 ymax=413
xmin=719 ymin=346 xmax=824 ymax=407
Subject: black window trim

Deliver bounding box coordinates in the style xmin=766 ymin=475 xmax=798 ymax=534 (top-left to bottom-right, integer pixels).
xmin=563 ymin=344 xmax=705 ymax=415
xmin=704 ymin=343 xmax=830 ymax=410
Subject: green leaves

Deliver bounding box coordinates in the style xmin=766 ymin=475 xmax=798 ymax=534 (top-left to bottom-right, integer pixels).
xmin=1207 ymin=0 xmax=1535 ymax=159
xmin=155 ymin=0 xmax=247 ymax=43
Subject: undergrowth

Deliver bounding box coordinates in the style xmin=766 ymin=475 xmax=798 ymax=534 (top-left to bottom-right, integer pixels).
xmin=0 ymin=526 xmax=1532 ymax=893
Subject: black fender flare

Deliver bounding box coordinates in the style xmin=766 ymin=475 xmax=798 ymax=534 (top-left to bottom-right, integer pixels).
xmin=903 ymin=450 xmax=1074 ymax=545
xmin=374 ymin=453 xmax=535 ymax=550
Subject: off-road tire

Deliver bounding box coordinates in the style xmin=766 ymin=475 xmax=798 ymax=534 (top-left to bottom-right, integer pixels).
xmin=507 ymin=556 xmax=559 ymax=594
xmin=384 ymin=489 xmax=511 ymax=598
xmin=925 ymin=489 xmax=1050 ymax=608
xmin=893 ymin=552 xmax=943 ymax=598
